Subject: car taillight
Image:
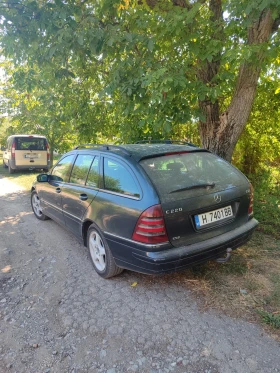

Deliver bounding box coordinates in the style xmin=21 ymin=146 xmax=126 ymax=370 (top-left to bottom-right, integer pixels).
xmin=248 ymin=183 xmax=254 ymax=216
xmin=11 ymin=141 xmax=16 ymax=158
xmin=46 ymin=143 xmax=50 ymax=160
xmin=132 ymin=204 xmax=169 ymax=244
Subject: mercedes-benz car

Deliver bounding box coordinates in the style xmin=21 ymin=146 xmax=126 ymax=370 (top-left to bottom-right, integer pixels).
xmin=31 ymin=142 xmax=258 ymax=278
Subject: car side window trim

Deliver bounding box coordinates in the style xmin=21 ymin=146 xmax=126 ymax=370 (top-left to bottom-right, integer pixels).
xmin=85 ymin=154 xmax=101 ymax=189
xmin=98 ymin=188 xmax=141 ymax=200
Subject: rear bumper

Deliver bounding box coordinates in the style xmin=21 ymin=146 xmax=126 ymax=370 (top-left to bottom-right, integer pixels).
xmin=10 ymin=160 xmax=49 ymax=170
xmin=111 ymin=218 xmax=258 ymax=274
xmin=14 ymin=165 xmax=49 ymax=169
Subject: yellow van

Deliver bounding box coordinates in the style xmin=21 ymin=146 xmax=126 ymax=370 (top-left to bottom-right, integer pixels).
xmin=3 ymin=135 xmax=50 ymax=174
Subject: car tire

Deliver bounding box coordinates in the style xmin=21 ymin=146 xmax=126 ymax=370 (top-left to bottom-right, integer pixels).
xmin=87 ymin=223 xmax=123 ymax=279
xmin=31 ymin=191 xmax=49 ymax=221
xmin=3 ymin=160 xmax=8 ymax=168
xmin=8 ymin=162 xmax=14 ymax=174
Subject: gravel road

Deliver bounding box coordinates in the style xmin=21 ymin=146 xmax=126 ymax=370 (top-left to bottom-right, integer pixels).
xmin=1 ymin=176 xmax=280 ymax=373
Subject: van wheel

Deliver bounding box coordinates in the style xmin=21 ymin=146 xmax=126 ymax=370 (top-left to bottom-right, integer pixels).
xmin=8 ymin=162 xmax=14 ymax=174
xmin=87 ymin=223 xmax=123 ymax=279
xmin=31 ymin=191 xmax=49 ymax=221
xmin=3 ymin=160 xmax=8 ymax=169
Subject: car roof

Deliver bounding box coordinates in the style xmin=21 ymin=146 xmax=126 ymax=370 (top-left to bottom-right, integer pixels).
xmin=75 ymin=143 xmax=207 ymax=162
xmin=8 ymin=134 xmax=47 ymax=139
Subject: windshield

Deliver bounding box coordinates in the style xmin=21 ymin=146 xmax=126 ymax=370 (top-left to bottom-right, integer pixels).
xmin=140 ymin=152 xmax=247 ymax=202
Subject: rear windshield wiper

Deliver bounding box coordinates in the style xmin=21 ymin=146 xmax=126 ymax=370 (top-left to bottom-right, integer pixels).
xmin=169 ymin=182 xmax=215 ymax=194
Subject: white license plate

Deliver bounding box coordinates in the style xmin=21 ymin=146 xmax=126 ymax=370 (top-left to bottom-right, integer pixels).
xmin=194 ymin=205 xmax=233 ymax=228
xmin=25 ymin=154 xmax=38 ymax=158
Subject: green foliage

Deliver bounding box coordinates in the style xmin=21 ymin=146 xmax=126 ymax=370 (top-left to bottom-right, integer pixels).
xmin=231 ymin=73 xmax=280 ymax=239
xmin=252 ymin=168 xmax=280 ymax=238
xmin=233 ymin=76 xmax=280 ymax=175
xmin=257 ymin=310 xmax=280 ymax=329
xmin=0 ymin=0 xmax=279 ymax=149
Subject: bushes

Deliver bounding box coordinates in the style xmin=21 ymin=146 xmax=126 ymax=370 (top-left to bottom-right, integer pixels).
xmin=250 ymin=167 xmax=280 ymax=238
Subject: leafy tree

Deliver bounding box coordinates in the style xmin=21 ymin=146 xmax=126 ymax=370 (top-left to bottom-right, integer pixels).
xmin=234 ymin=75 xmax=280 ymax=175
xmin=0 ymin=63 xmax=79 ymax=164
xmin=0 ymin=0 xmax=279 ymax=161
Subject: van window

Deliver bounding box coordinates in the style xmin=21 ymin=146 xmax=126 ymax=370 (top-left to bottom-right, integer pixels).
xmin=15 ymin=137 xmax=47 ymax=151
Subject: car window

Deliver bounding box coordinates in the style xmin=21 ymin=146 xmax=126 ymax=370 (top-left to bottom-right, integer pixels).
xmin=86 ymin=157 xmax=99 ymax=188
xmin=103 ymin=158 xmax=140 ymax=198
xmin=15 ymin=137 xmax=47 ymax=150
xmin=70 ymin=154 xmax=95 ymax=185
xmin=51 ymin=155 xmax=75 ymax=182
xmin=140 ymin=152 xmax=247 ymax=202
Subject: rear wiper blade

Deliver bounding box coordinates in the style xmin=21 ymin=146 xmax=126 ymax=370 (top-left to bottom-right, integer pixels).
xmin=169 ymin=182 xmax=215 ymax=194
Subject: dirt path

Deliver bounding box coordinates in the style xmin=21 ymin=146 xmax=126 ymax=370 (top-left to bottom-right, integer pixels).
xmin=0 ymin=177 xmax=280 ymax=373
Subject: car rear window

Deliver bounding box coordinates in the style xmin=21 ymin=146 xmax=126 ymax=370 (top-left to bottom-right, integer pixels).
xmin=15 ymin=137 xmax=47 ymax=150
xmin=140 ymin=152 xmax=247 ymax=202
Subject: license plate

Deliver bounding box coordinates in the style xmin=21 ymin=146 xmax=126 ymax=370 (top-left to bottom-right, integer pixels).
xmin=194 ymin=205 xmax=233 ymax=228
xmin=25 ymin=154 xmax=38 ymax=158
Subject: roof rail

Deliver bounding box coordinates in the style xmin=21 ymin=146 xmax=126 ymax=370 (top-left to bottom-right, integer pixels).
xmin=135 ymin=139 xmax=197 ymax=147
xmin=73 ymin=144 xmax=131 ymax=156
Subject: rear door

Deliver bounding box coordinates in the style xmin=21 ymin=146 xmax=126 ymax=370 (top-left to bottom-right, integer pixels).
xmin=140 ymin=151 xmax=251 ymax=247
xmin=14 ymin=136 xmax=48 ymax=167
xmin=91 ymin=156 xmax=143 ymax=249
xmin=62 ymin=154 xmax=100 ymax=238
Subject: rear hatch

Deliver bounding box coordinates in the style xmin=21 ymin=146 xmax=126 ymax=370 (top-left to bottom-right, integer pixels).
xmin=140 ymin=151 xmax=251 ymax=247
xmin=14 ymin=136 xmax=48 ymax=167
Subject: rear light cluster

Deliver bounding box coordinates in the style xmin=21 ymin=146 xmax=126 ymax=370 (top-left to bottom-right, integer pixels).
xmin=248 ymin=183 xmax=254 ymax=216
xmin=11 ymin=141 xmax=16 ymax=159
xmin=132 ymin=204 xmax=169 ymax=244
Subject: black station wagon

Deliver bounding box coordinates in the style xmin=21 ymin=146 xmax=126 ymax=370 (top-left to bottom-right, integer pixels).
xmin=31 ymin=142 xmax=258 ymax=278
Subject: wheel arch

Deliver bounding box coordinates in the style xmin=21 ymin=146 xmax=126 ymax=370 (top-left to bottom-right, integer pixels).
xmin=82 ymin=219 xmax=95 ymax=246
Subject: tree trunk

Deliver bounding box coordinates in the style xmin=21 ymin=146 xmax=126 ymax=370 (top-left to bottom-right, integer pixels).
xmin=50 ymin=148 xmax=54 ymax=168
xmin=141 ymin=1 xmax=278 ymax=162
xmin=49 ymin=138 xmax=55 ymax=167
xmin=198 ymin=8 xmax=275 ymax=162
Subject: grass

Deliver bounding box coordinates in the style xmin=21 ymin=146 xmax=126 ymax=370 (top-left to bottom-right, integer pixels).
xmin=175 ymin=233 xmax=280 ymax=336
xmin=257 ymin=311 xmax=280 ymax=329
xmin=0 ymin=165 xmax=39 ymax=190
xmin=0 ymin=154 xmax=60 ymax=190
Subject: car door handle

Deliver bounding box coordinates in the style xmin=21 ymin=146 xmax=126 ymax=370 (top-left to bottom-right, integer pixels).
xmin=56 ymin=187 xmax=61 ymax=193
xmin=79 ymin=193 xmax=88 ymax=201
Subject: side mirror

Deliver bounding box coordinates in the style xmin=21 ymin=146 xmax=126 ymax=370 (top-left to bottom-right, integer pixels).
xmin=37 ymin=174 xmax=49 ymax=182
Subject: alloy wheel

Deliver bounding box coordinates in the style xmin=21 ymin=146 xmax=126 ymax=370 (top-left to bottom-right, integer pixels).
xmin=89 ymin=230 xmax=106 ymax=272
